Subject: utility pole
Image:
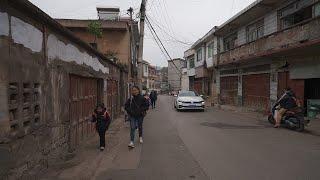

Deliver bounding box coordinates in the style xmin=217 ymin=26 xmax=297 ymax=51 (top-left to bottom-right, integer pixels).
xmin=127 ymin=7 xmax=134 ymax=98
xmin=137 ymin=0 xmax=147 ymax=89
xmin=127 ymin=7 xmax=134 ymax=83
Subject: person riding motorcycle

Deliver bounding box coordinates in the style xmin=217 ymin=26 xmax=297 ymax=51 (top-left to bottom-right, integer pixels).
xmin=274 ymin=88 xmax=299 ymax=128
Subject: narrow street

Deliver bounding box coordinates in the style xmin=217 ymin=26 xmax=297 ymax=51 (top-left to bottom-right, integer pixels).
xmin=92 ymin=95 xmax=320 ymax=180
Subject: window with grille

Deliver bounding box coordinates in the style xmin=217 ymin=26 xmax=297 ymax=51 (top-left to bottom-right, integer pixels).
xmin=223 ymin=33 xmax=237 ymax=51
xmin=246 ymin=19 xmax=264 ymax=43
xmin=189 ymin=58 xmax=195 ymax=69
xmin=279 ymin=0 xmax=313 ymax=29
xmin=315 ymin=2 xmax=320 ymax=17
xmin=196 ymin=49 xmax=202 ymax=62
xmin=207 ymin=43 xmax=214 ymax=58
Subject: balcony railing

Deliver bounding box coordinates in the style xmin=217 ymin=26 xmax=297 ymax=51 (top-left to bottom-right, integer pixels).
xmin=219 ymin=17 xmax=320 ymax=65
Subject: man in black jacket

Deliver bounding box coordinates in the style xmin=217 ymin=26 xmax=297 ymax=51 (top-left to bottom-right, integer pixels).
xmin=125 ymin=86 xmax=149 ymax=148
xmin=150 ymin=90 xmax=158 ymax=109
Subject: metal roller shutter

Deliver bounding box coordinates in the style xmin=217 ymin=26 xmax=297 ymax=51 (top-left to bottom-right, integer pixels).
xmin=243 ymin=74 xmax=270 ymax=109
xmin=220 ymin=76 xmax=238 ymax=105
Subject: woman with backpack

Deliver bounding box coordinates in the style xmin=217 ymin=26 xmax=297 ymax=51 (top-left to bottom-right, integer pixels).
xmin=125 ymin=86 xmax=150 ymax=148
xmin=92 ymin=103 xmax=111 ymax=151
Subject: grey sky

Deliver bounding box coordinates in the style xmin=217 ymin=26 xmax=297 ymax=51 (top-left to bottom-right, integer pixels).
xmin=29 ymin=0 xmax=256 ymax=67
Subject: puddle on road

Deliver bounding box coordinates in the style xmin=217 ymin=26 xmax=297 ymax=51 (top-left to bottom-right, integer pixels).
xmin=200 ymin=122 xmax=266 ymax=129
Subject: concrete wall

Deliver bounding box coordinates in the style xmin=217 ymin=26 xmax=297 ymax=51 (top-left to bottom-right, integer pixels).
xmin=220 ymin=18 xmax=320 ymax=65
xmin=0 ymin=2 xmax=124 ymax=178
xmin=181 ymin=68 xmax=189 ymax=91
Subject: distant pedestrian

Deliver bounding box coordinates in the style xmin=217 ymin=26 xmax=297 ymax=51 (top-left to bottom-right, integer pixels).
xmin=125 ymin=86 xmax=149 ymax=148
xmin=92 ymin=103 xmax=111 ymax=151
xmin=150 ymin=90 xmax=158 ymax=109
xmin=144 ymin=92 xmax=151 ymax=108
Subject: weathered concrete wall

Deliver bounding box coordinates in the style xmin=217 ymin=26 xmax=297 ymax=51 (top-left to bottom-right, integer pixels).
xmin=47 ymin=34 xmax=109 ymax=74
xmin=11 ymin=16 xmax=43 ymax=52
xmin=0 ymin=12 xmax=9 ymax=36
xmin=290 ymin=56 xmax=320 ymax=79
xmin=181 ymin=68 xmax=189 ymax=91
xmin=220 ymin=18 xmax=320 ymax=65
xmin=0 ymin=2 xmax=122 ymax=178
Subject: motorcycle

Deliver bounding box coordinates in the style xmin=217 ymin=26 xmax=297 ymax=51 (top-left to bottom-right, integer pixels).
xmin=268 ymin=103 xmax=307 ymax=132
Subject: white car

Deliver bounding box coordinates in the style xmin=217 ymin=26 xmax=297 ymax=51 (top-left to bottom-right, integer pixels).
xmin=174 ymin=91 xmax=205 ymax=111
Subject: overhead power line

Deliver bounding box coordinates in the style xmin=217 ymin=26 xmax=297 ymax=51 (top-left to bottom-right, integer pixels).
xmin=147 ymin=0 xmax=192 ymax=46
xmin=146 ymin=15 xmax=192 ymax=46
xmin=145 ymin=20 xmax=181 ymax=76
xmin=145 ymin=15 xmax=182 ymax=77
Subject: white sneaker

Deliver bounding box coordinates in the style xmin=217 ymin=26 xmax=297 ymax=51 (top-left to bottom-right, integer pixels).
xmin=128 ymin=141 xmax=135 ymax=148
xmin=100 ymin=147 xmax=105 ymax=151
xmin=139 ymin=137 xmax=143 ymax=144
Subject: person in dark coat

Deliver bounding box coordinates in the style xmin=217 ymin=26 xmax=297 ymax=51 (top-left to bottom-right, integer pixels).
xmin=125 ymin=86 xmax=149 ymax=148
xmin=150 ymin=90 xmax=158 ymax=109
xmin=92 ymin=103 xmax=111 ymax=151
xmin=274 ymin=88 xmax=298 ymax=128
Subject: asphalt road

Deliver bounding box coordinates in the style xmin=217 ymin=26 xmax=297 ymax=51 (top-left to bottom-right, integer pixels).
xmin=98 ymin=95 xmax=320 ymax=180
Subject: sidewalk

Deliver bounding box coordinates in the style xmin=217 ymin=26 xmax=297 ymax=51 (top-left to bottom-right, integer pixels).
xmin=41 ymin=115 xmax=136 ymax=180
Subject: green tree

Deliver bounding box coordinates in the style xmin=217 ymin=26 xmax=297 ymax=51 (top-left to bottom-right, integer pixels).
xmin=88 ymin=21 xmax=102 ymax=44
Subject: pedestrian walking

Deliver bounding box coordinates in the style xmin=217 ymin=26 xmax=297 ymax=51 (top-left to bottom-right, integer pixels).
xmin=91 ymin=103 xmax=111 ymax=151
xmin=125 ymin=86 xmax=149 ymax=148
xmin=150 ymin=90 xmax=158 ymax=109
xmin=144 ymin=92 xmax=151 ymax=109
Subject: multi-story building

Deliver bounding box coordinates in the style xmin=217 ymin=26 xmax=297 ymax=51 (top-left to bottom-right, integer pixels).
xmin=185 ymin=27 xmax=218 ymax=97
xmin=148 ymin=65 xmax=158 ymax=90
xmin=154 ymin=66 xmax=163 ymax=91
xmin=141 ymin=60 xmax=150 ymax=90
xmin=214 ymin=0 xmax=320 ymax=110
xmin=56 ymin=7 xmax=139 ymax=88
xmin=184 ymin=49 xmax=196 ymax=91
xmin=167 ymin=58 xmax=185 ymax=92
xmin=160 ymin=67 xmax=169 ymax=93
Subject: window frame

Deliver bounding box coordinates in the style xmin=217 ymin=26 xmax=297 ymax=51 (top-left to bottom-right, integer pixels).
xmin=144 ymin=64 xmax=148 ymax=74
xmin=189 ymin=58 xmax=195 ymax=69
xmin=196 ymin=48 xmax=202 ymax=62
xmin=223 ymin=32 xmax=237 ymax=52
xmin=207 ymin=42 xmax=214 ymax=58
xmin=246 ymin=19 xmax=264 ymax=43
xmin=279 ymin=0 xmax=314 ymax=30
xmin=315 ymin=2 xmax=320 ymax=17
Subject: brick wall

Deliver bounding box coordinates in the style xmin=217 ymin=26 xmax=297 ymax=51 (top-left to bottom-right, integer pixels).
xmin=69 ymin=28 xmax=130 ymax=67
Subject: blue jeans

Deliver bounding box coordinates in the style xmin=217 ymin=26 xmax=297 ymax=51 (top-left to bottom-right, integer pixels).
xmin=130 ymin=116 xmax=143 ymax=142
